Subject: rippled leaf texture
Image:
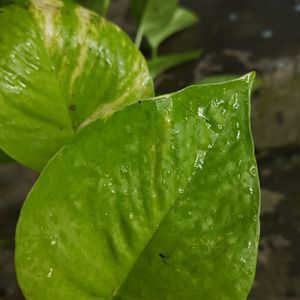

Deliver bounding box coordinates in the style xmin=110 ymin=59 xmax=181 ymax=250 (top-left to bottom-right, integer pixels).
xmin=16 ymin=74 xmax=260 ymax=299
xmin=0 ymin=0 xmax=153 ymax=171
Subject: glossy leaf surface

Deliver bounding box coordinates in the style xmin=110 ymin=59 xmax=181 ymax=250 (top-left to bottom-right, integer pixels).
xmin=16 ymin=74 xmax=260 ymax=299
xmin=148 ymin=50 xmax=202 ymax=78
xmin=0 ymin=0 xmax=153 ymax=171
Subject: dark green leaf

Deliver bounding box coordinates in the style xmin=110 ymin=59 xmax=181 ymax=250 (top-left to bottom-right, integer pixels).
xmin=148 ymin=50 xmax=202 ymax=78
xmin=16 ymin=74 xmax=260 ymax=299
xmin=0 ymin=0 xmax=153 ymax=171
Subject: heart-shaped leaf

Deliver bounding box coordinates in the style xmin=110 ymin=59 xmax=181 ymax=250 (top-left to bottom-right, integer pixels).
xmin=0 ymin=0 xmax=153 ymax=171
xmin=16 ymin=74 xmax=260 ymax=299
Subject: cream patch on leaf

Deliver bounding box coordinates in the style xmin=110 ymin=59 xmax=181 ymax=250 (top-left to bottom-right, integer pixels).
xmin=31 ymin=0 xmax=64 ymax=51
xmin=69 ymin=6 xmax=97 ymax=94
xmin=78 ymin=59 xmax=148 ymax=130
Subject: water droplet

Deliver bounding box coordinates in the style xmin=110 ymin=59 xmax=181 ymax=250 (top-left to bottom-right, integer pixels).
xmin=236 ymin=130 xmax=241 ymax=140
xmin=233 ymin=95 xmax=239 ymax=109
xmin=50 ymin=238 xmax=57 ymax=246
xmin=172 ymin=128 xmax=179 ymax=135
xmin=249 ymin=165 xmax=256 ymax=176
xmin=178 ymin=188 xmax=184 ymax=194
xmin=47 ymin=268 xmax=53 ymax=278
xmin=129 ymin=212 xmax=134 ymax=219
xmin=197 ymin=106 xmax=204 ymax=118
xmin=120 ymin=165 xmax=128 ymax=174
xmin=194 ymin=151 xmax=206 ymax=169
xmin=261 ymin=28 xmax=273 ymax=39
xmin=248 ymin=186 xmax=253 ymax=195
xmin=217 ymin=124 xmax=223 ymax=130
xmin=240 ymin=257 xmax=247 ymax=264
xmin=212 ymin=99 xmax=225 ymax=107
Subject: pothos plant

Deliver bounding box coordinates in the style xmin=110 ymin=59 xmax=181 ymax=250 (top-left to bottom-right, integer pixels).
xmin=0 ymin=0 xmax=260 ymax=299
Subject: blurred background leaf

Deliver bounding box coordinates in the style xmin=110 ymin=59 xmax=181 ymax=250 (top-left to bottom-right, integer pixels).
xmin=148 ymin=50 xmax=202 ymax=78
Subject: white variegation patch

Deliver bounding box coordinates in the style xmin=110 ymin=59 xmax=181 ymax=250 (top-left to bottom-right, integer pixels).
xmin=78 ymin=59 xmax=149 ymax=129
xmin=31 ymin=0 xmax=64 ymax=51
xmin=69 ymin=6 xmax=98 ymax=93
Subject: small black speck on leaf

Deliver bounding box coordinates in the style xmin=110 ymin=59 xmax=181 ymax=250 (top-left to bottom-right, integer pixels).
xmin=69 ymin=104 xmax=76 ymax=112
xmin=138 ymin=100 xmax=142 ymax=104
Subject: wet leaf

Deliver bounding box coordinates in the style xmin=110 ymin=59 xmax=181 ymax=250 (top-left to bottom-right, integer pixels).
xmin=16 ymin=74 xmax=260 ymax=299
xmin=148 ymin=50 xmax=202 ymax=78
xmin=0 ymin=0 xmax=153 ymax=171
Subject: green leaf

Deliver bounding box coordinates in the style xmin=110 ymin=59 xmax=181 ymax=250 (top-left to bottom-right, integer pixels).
xmin=0 ymin=0 xmax=153 ymax=171
xmin=198 ymin=74 xmax=263 ymax=92
xmin=76 ymin=0 xmax=111 ymax=16
xmin=148 ymin=50 xmax=202 ymax=78
xmin=16 ymin=73 xmax=260 ymax=299
xmin=130 ymin=0 xmax=178 ymax=48
xmin=147 ymin=7 xmax=199 ymax=52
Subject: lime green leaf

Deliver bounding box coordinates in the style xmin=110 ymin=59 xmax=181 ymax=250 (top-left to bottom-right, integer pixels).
xmin=0 ymin=0 xmax=153 ymax=171
xmin=148 ymin=50 xmax=202 ymax=78
xmin=76 ymin=0 xmax=111 ymax=16
xmin=130 ymin=0 xmax=178 ymax=48
xmin=16 ymin=74 xmax=260 ymax=299
xmin=147 ymin=7 xmax=199 ymax=51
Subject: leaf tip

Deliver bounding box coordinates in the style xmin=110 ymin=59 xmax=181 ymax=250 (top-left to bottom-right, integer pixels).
xmin=241 ymin=71 xmax=256 ymax=87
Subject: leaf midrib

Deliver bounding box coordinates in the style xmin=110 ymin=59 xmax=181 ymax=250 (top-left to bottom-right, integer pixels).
xmin=110 ymin=123 xmax=222 ymax=299
xmin=29 ymin=1 xmax=76 ymax=133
